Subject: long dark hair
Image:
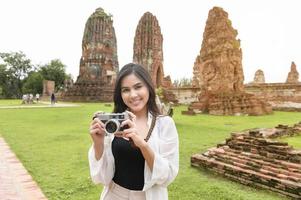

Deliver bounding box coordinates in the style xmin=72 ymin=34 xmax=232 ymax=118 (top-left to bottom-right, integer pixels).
xmin=113 ymin=63 xmax=160 ymax=116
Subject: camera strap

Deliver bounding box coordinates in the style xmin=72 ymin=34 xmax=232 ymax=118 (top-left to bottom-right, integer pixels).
xmin=144 ymin=115 xmax=157 ymax=142
xmin=129 ymin=114 xmax=157 ymax=148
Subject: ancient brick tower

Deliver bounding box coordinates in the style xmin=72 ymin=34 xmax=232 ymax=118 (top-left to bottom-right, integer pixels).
xmin=62 ymin=8 xmax=118 ymax=101
xmin=186 ymin=7 xmax=272 ymax=115
xmin=133 ymin=12 xmax=176 ymax=103
xmin=133 ymin=12 xmax=170 ymax=88
xmin=252 ymin=69 xmax=265 ymax=84
xmin=286 ymin=61 xmax=299 ymax=83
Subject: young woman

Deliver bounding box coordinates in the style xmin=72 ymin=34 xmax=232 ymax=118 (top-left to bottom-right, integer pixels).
xmin=88 ymin=63 xmax=179 ymax=200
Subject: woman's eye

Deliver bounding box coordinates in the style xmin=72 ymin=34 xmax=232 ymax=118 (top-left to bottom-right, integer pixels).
xmin=134 ymin=85 xmax=142 ymax=90
xmin=121 ymin=88 xmax=129 ymax=93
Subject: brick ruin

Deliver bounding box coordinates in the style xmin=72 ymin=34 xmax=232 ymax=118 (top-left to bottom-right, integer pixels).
xmin=170 ymin=62 xmax=301 ymax=107
xmin=252 ymin=69 xmax=265 ymax=84
xmin=133 ymin=12 xmax=164 ymax=88
xmin=191 ymin=122 xmax=301 ymax=198
xmin=42 ymin=80 xmax=55 ymax=96
xmin=245 ymin=62 xmax=301 ymax=111
xmin=185 ymin=7 xmax=272 ymax=115
xmin=133 ymin=12 xmax=177 ymax=103
xmin=287 ymin=62 xmax=299 ymax=84
xmin=62 ymin=8 xmax=118 ymax=102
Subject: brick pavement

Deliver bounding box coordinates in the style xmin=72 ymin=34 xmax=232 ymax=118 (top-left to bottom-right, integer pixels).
xmin=0 ymin=137 xmax=48 ymax=200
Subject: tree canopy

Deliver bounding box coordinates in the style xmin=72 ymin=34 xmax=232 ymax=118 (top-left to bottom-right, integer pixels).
xmin=0 ymin=51 xmax=70 ymax=98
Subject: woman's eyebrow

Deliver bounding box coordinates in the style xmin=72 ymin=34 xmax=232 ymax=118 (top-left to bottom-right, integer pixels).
xmin=121 ymin=82 xmax=143 ymax=89
xmin=134 ymin=82 xmax=143 ymax=86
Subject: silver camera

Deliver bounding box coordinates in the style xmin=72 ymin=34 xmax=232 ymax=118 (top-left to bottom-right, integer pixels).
xmin=93 ymin=112 xmax=129 ymax=135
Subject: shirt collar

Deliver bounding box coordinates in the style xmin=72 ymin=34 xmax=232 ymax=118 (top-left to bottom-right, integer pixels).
xmin=147 ymin=112 xmax=153 ymax=128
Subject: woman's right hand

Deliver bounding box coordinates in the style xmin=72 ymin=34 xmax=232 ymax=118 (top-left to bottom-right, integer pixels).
xmin=89 ymin=117 xmax=106 ymax=160
xmin=89 ymin=117 xmax=106 ymax=146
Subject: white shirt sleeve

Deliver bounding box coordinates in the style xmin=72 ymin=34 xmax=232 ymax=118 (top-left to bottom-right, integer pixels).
xmin=144 ymin=116 xmax=179 ymax=189
xmin=88 ymin=135 xmax=115 ymax=186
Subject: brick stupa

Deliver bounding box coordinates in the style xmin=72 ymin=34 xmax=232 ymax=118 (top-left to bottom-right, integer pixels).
xmin=133 ymin=12 xmax=176 ymax=103
xmin=62 ymin=8 xmax=118 ymax=101
xmin=253 ymin=69 xmax=265 ymax=84
xmin=286 ymin=61 xmax=299 ymax=84
xmin=186 ymin=7 xmax=272 ymax=115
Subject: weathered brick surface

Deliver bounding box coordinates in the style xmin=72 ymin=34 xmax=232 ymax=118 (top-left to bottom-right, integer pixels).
xmin=188 ymin=7 xmax=272 ymax=116
xmin=0 ymin=137 xmax=47 ymax=200
xmin=191 ymin=122 xmax=301 ymax=199
xmin=133 ymin=12 xmax=177 ymax=104
xmin=62 ymin=8 xmax=118 ymax=102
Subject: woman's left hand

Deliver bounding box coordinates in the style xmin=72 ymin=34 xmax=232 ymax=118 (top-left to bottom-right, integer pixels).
xmin=114 ymin=111 xmax=147 ymax=148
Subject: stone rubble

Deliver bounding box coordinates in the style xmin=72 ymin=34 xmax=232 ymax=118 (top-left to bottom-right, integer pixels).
xmin=191 ymin=122 xmax=301 ymax=198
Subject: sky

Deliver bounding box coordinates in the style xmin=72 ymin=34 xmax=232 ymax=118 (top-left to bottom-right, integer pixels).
xmin=1 ymin=0 xmax=301 ymax=83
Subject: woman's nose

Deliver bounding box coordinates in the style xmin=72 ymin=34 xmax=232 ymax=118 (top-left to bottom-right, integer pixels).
xmin=129 ymin=89 xmax=138 ymax=98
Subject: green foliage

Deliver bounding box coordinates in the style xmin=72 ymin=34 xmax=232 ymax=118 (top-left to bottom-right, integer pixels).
xmin=155 ymin=86 xmax=163 ymax=98
xmin=0 ymin=51 xmax=33 ymax=80
xmin=0 ymin=102 xmax=299 ymax=199
xmin=0 ymin=51 xmax=34 ymax=98
xmin=233 ymin=39 xmax=241 ymax=49
xmin=227 ymin=19 xmax=232 ymax=27
xmin=0 ymin=52 xmax=69 ymax=97
xmin=173 ymin=77 xmax=192 ymax=87
xmin=22 ymin=71 xmax=43 ymax=94
xmin=278 ymin=134 xmax=301 ymax=149
xmin=39 ymin=59 xmax=68 ymax=91
xmin=0 ymin=64 xmax=8 ymax=98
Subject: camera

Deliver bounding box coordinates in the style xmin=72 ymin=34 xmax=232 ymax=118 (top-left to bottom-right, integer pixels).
xmin=93 ymin=112 xmax=129 ymax=135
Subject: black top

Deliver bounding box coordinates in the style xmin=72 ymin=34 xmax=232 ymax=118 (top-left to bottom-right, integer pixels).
xmin=112 ymin=137 xmax=145 ymax=190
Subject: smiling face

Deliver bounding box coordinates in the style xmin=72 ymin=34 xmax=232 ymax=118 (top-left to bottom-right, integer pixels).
xmin=120 ymin=73 xmax=150 ymax=115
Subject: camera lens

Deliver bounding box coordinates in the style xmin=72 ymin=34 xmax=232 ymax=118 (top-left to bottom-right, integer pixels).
xmin=105 ymin=120 xmax=119 ymax=134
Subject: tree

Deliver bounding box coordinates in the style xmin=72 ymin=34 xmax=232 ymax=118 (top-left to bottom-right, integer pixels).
xmin=0 ymin=64 xmax=8 ymax=98
xmin=0 ymin=51 xmax=33 ymax=98
xmin=39 ymin=59 xmax=68 ymax=91
xmin=0 ymin=51 xmax=33 ymax=80
xmin=173 ymin=77 xmax=192 ymax=87
xmin=22 ymin=71 xmax=43 ymax=95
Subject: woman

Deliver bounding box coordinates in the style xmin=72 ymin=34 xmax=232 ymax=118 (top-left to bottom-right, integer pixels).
xmin=88 ymin=63 xmax=179 ymax=200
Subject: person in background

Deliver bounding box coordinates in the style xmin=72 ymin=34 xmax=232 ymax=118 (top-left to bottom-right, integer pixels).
xmin=35 ymin=93 xmax=40 ymax=103
xmin=88 ymin=63 xmax=179 ymax=200
xmin=51 ymin=93 xmax=55 ymax=105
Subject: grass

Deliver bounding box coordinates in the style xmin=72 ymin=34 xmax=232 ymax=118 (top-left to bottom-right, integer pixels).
xmin=0 ymin=100 xmax=300 ymax=199
xmin=278 ymin=134 xmax=301 ymax=149
xmin=0 ymin=99 xmax=25 ymax=106
xmin=0 ymin=99 xmax=48 ymax=107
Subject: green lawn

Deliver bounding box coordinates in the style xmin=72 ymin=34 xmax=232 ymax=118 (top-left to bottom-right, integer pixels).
xmin=0 ymin=100 xmax=300 ymax=200
xmin=0 ymin=99 xmax=24 ymax=106
xmin=0 ymin=99 xmax=47 ymax=107
xmin=278 ymin=134 xmax=301 ymax=149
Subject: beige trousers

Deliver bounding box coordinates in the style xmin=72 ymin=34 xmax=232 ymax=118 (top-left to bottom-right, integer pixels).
xmin=104 ymin=182 xmax=146 ymax=200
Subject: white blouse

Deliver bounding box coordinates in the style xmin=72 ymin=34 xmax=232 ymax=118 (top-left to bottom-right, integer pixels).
xmin=88 ymin=114 xmax=179 ymax=200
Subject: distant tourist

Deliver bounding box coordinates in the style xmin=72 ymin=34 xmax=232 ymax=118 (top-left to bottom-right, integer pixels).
xmin=51 ymin=93 xmax=55 ymax=105
xmin=21 ymin=94 xmax=27 ymax=104
xmin=35 ymin=93 xmax=40 ymax=103
xmin=29 ymin=94 xmax=34 ymax=104
xmin=88 ymin=63 xmax=179 ymax=200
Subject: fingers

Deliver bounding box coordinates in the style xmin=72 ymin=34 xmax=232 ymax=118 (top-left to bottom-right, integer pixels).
xmin=121 ymin=118 xmax=135 ymax=129
xmin=90 ymin=128 xmax=101 ymax=135
xmin=126 ymin=111 xmax=136 ymax=122
xmin=89 ymin=118 xmax=105 ymax=135
xmin=90 ymin=118 xmax=104 ymax=126
xmin=114 ymin=131 xmax=123 ymax=137
xmin=114 ymin=128 xmax=137 ymax=138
